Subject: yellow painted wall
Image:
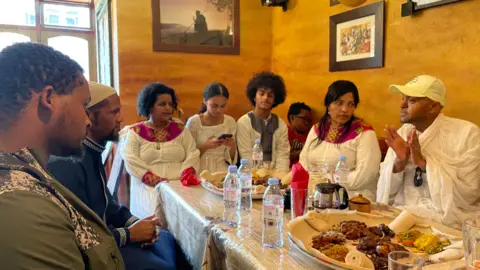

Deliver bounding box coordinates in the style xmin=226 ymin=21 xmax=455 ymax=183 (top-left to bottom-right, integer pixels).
xmin=113 ymin=0 xmax=272 ymax=125
xmin=272 ymin=0 xmax=480 ymax=133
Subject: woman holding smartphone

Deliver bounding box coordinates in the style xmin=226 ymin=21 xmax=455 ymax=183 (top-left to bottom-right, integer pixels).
xmin=186 ymin=83 xmax=237 ymax=173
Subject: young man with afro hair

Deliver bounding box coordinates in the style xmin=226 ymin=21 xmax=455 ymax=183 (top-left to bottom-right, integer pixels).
xmin=236 ymin=72 xmax=291 ymax=172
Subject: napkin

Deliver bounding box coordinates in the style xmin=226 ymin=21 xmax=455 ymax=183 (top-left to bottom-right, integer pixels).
xmin=290 ymin=163 xmax=309 ymax=217
xmin=180 ymin=167 xmax=201 ymax=186
xmin=345 ymin=251 xmax=375 ymax=269
xmin=388 ymin=210 xmax=416 ymax=234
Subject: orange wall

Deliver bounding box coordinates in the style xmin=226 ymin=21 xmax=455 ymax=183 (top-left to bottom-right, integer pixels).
xmin=114 ymin=0 xmax=273 ymax=125
xmin=272 ymin=0 xmax=480 ymax=133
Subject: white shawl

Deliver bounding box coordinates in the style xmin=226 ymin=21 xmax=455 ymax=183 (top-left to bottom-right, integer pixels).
xmin=377 ymin=114 xmax=480 ymax=229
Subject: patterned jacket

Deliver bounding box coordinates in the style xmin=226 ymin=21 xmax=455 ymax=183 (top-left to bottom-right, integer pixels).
xmin=0 ymin=149 xmax=125 ymax=269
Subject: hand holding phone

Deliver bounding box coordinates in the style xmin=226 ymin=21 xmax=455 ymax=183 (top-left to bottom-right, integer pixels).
xmin=217 ymin=134 xmax=233 ymax=140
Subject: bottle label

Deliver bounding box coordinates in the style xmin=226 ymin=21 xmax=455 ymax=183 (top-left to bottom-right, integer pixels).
xmin=240 ymin=175 xmax=252 ymax=188
xmin=224 ymin=188 xmax=240 ymax=202
xmin=263 ymin=204 xmax=284 ymax=221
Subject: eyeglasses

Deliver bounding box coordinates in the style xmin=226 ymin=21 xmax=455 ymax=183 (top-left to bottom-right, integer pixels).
xmin=414 ymin=167 xmax=424 ymax=187
xmin=294 ymin=115 xmax=312 ymax=123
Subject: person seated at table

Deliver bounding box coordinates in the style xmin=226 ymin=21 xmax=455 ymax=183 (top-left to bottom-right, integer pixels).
xmin=0 ymin=43 xmax=123 ymax=269
xmin=48 ymin=82 xmax=191 ymax=270
xmin=377 ymin=75 xmax=480 ymax=229
xmin=122 ymin=83 xmax=200 ymax=219
xmin=186 ymin=83 xmax=236 ymax=173
xmin=287 ymin=102 xmax=313 ymax=167
xmin=299 ymin=80 xmax=381 ymax=201
xmin=236 ymin=72 xmax=290 ymax=172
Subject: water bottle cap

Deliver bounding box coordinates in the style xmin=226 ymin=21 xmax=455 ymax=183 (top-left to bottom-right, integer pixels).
xmin=339 ymin=155 xmax=346 ymax=161
xmin=255 ymin=139 xmax=261 ymax=144
xmin=228 ymin=165 xmax=237 ymax=173
xmin=240 ymin=159 xmax=249 ymax=165
xmin=268 ymin=178 xmax=279 ymax=185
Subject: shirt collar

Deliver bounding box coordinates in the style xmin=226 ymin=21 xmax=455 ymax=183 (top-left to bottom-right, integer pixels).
xmin=83 ymin=137 xmax=105 ymax=153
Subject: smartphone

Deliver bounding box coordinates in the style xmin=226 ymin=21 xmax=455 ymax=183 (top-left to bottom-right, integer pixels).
xmin=217 ymin=134 xmax=233 ymax=140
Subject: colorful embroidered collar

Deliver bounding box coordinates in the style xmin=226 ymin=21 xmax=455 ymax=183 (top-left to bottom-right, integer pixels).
xmin=130 ymin=121 xmax=184 ymax=143
xmin=314 ymin=118 xmax=374 ymax=144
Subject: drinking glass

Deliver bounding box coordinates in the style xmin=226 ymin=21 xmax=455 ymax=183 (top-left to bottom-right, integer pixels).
xmin=463 ymin=215 xmax=480 ymax=270
xmin=388 ymin=251 xmax=424 ymax=270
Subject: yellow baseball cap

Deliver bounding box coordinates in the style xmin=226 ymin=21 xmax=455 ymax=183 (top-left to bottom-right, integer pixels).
xmin=389 ymin=75 xmax=446 ymax=106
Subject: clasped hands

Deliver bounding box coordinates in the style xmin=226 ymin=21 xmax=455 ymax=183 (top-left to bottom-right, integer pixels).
xmin=384 ymin=126 xmax=426 ymax=173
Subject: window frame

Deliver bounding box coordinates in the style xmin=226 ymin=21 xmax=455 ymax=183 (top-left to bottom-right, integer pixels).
xmin=0 ymin=0 xmax=97 ymax=81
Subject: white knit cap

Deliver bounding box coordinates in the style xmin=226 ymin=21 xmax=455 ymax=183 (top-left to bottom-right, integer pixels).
xmin=87 ymin=81 xmax=117 ymax=108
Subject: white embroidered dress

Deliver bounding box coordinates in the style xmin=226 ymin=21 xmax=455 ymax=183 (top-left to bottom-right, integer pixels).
xmin=122 ymin=122 xmax=200 ymax=219
xmin=186 ymin=114 xmax=237 ymax=173
xmin=299 ymin=121 xmax=381 ymax=201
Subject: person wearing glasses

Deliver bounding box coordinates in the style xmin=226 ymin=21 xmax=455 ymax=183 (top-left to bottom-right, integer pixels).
xmin=377 ymin=75 xmax=480 ymax=229
xmin=299 ymin=80 xmax=381 ymax=201
xmin=287 ymin=102 xmax=313 ymax=167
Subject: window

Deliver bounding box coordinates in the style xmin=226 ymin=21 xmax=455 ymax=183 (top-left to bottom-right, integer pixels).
xmin=0 ymin=0 xmax=36 ymax=26
xmin=43 ymin=3 xmax=90 ymax=29
xmin=0 ymin=32 xmax=31 ymax=51
xmin=0 ymin=0 xmax=97 ymax=81
xmin=48 ymin=15 xmax=60 ymax=24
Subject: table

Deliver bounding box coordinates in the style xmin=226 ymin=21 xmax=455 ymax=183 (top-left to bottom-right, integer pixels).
xmin=156 ymin=181 xmax=328 ymax=270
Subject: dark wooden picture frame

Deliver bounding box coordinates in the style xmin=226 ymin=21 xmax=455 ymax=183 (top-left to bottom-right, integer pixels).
xmin=151 ymin=0 xmax=240 ymax=55
xmin=329 ymin=1 xmax=385 ymax=72
xmin=330 ymin=0 xmax=340 ymax=7
xmin=402 ymin=0 xmax=463 ymax=17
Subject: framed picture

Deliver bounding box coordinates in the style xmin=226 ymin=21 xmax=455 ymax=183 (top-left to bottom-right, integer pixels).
xmin=329 ymin=1 xmax=385 ymax=72
xmin=402 ymin=0 xmax=463 ymax=16
xmin=330 ymin=0 xmax=340 ymax=7
xmin=151 ymin=0 xmax=240 ymax=55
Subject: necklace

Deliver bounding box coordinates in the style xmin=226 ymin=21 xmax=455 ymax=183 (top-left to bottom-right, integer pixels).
xmin=145 ymin=121 xmax=170 ymax=150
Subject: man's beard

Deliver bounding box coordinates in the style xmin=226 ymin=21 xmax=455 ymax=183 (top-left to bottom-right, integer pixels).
xmin=102 ymin=129 xmax=120 ymax=143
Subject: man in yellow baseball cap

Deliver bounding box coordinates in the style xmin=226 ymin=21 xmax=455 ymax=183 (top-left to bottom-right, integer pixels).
xmin=377 ymin=75 xmax=480 ymax=229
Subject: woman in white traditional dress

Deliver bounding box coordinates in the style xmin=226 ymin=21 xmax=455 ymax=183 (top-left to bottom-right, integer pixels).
xmin=122 ymin=83 xmax=200 ymax=219
xmin=236 ymin=72 xmax=291 ymax=172
xmin=299 ymin=80 xmax=381 ymax=201
xmin=186 ymin=83 xmax=236 ymax=173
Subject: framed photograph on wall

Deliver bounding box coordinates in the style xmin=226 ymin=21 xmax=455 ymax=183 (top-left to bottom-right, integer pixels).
xmin=151 ymin=0 xmax=240 ymax=55
xmin=329 ymin=1 xmax=385 ymax=72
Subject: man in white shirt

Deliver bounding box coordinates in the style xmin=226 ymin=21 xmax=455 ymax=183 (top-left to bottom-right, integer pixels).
xmin=377 ymin=75 xmax=480 ymax=229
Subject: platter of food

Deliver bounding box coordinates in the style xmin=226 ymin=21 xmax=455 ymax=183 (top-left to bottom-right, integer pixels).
xmin=200 ymin=169 xmax=291 ymax=199
xmin=287 ymin=210 xmax=465 ymax=270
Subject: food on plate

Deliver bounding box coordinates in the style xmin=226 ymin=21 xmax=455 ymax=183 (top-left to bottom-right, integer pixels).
xmin=317 ymin=244 xmax=349 ymax=262
xmin=365 ymin=224 xmax=396 ymax=241
xmin=339 ymin=220 xmax=368 ymax=240
xmin=311 ymin=231 xmax=348 ymax=262
xmin=371 ymin=256 xmax=388 ymax=270
xmin=398 ymin=229 xmax=422 ymax=246
xmin=311 ymin=231 xmax=346 ymax=248
xmin=388 ymin=210 xmax=416 ymax=234
xmin=279 ymin=171 xmax=292 ymax=185
xmin=253 ymin=185 xmax=266 ymax=194
xmin=200 ymin=170 xmax=227 ymax=185
xmin=412 ymin=234 xmax=451 ymax=255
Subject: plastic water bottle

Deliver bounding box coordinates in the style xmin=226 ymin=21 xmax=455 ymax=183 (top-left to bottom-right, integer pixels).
xmin=262 ymin=178 xmax=284 ymax=248
xmin=238 ymin=159 xmax=252 ymax=212
xmin=334 ymin=156 xmax=349 ymax=185
xmin=252 ymin=139 xmax=263 ymax=170
xmin=223 ymin=165 xmax=241 ymax=227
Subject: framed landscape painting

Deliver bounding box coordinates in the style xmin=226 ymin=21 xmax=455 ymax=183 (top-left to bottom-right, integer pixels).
xmin=151 ymin=0 xmax=240 ymax=55
xmin=329 ymin=1 xmax=385 ymax=72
